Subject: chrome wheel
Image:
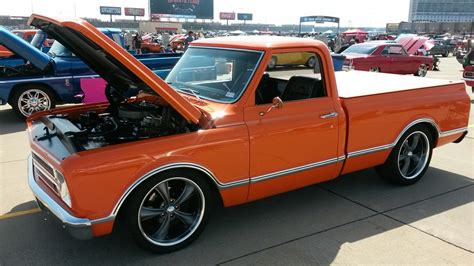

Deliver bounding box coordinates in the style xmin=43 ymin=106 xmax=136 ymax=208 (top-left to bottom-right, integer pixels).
xmin=397 ymin=131 xmax=430 ymax=179
xmin=17 ymin=89 xmax=51 ymax=117
xmin=417 ymin=64 xmax=428 ymax=77
xmin=369 ymin=67 xmax=380 ymax=72
xmin=137 ymin=177 xmax=205 ymax=247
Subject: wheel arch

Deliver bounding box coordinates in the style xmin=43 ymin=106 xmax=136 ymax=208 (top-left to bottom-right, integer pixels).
xmin=113 ymin=163 xmax=224 ymax=222
xmin=397 ymin=119 xmax=440 ymax=148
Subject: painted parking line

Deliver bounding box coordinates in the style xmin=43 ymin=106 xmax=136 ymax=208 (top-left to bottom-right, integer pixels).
xmin=0 ymin=208 xmax=40 ymax=220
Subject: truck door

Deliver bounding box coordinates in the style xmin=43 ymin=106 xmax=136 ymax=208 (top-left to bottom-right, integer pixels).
xmin=244 ymin=51 xmax=341 ymax=201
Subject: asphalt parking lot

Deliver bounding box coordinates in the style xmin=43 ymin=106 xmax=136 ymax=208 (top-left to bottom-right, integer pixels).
xmin=0 ymin=57 xmax=473 ymax=265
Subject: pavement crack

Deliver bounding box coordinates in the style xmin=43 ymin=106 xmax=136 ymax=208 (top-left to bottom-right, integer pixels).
xmin=0 ymin=158 xmax=27 ymax=164
xmin=216 ymin=213 xmax=379 ymax=265
xmin=382 ymin=213 xmax=474 ymax=254
xmin=318 ymin=183 xmax=474 ymax=254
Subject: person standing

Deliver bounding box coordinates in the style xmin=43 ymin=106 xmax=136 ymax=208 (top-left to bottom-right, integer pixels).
xmin=184 ymin=31 xmax=194 ymax=51
xmin=133 ymin=33 xmax=142 ymax=54
xmin=162 ymin=32 xmax=170 ymax=47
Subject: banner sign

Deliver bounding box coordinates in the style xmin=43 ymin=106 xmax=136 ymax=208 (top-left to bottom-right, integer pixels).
xmin=220 ymin=12 xmax=236 ymax=20
xmin=125 ymin=8 xmax=145 ymax=17
xmin=100 ymin=6 xmax=122 ymax=15
xmin=237 ymin=13 xmax=253 ymax=21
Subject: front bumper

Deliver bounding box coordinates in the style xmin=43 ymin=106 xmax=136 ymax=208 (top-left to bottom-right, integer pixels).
xmin=27 ymin=155 xmax=93 ymax=240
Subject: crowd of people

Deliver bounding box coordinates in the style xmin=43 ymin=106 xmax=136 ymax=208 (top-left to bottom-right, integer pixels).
xmin=122 ymin=30 xmax=203 ymax=54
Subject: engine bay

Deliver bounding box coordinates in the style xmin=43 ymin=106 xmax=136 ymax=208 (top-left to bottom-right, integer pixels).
xmin=0 ymin=63 xmax=47 ymax=78
xmin=32 ymin=95 xmax=199 ymax=152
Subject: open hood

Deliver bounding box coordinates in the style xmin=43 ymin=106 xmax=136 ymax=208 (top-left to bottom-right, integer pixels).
xmin=0 ymin=26 xmax=51 ymax=69
xmin=28 ymin=14 xmax=204 ymax=124
xmin=396 ymin=34 xmax=429 ymax=55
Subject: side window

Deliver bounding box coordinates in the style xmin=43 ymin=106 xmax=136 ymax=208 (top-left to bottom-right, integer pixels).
xmin=388 ymin=46 xmax=404 ymax=55
xmin=255 ymin=51 xmax=326 ymax=105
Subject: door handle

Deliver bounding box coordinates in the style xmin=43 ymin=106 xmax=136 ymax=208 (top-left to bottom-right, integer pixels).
xmin=320 ymin=112 xmax=338 ymax=119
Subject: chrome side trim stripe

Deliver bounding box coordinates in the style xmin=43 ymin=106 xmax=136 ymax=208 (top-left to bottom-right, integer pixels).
xmin=347 ymin=143 xmax=394 ymax=158
xmin=0 ymin=76 xmax=73 ymax=84
xmin=250 ymin=156 xmax=345 ymax=184
xmin=440 ymin=127 xmax=468 ymax=137
xmin=347 ymin=118 xmax=467 ymax=158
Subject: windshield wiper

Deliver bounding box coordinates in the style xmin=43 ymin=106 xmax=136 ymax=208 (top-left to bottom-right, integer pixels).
xmin=179 ymin=88 xmax=201 ymax=100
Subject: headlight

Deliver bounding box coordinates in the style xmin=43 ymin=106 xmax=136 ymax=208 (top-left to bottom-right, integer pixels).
xmin=54 ymin=170 xmax=71 ymax=207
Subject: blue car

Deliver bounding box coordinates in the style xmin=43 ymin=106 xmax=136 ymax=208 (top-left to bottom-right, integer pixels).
xmin=0 ymin=27 xmax=180 ymax=118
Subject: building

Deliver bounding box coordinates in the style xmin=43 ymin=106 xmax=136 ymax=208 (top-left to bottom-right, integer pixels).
xmin=409 ymin=0 xmax=474 ymax=23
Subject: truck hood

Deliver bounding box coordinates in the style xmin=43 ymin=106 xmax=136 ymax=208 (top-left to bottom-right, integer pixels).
xmin=0 ymin=26 xmax=51 ymax=69
xmin=28 ymin=14 xmax=204 ymax=125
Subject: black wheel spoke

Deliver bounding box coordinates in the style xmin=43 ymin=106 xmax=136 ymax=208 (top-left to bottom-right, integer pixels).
xmin=399 ymin=154 xmax=408 ymax=162
xmin=401 ymin=157 xmax=411 ymax=175
xmin=403 ymin=141 xmax=410 ymax=150
xmin=152 ymin=215 xmax=171 ymax=241
xmin=410 ymin=134 xmax=420 ymax=150
xmin=156 ymin=182 xmax=170 ymax=204
xmin=412 ymin=154 xmax=421 ymax=163
xmin=174 ymin=210 xmax=195 ymax=226
xmin=175 ymin=183 xmax=195 ymax=206
xmin=140 ymin=207 xmax=166 ymax=221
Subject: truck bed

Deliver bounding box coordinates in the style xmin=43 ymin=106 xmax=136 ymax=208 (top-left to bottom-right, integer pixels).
xmin=336 ymin=72 xmax=469 ymax=174
xmin=335 ymin=71 xmax=464 ymax=98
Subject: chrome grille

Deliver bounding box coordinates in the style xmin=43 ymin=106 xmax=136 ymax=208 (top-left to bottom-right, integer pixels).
xmin=32 ymin=153 xmax=59 ymax=194
xmin=32 ymin=153 xmax=54 ymax=177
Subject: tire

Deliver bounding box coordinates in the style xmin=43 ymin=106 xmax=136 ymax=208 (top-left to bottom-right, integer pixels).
xmin=376 ymin=125 xmax=433 ymax=185
xmin=267 ymin=56 xmax=277 ymax=69
xmin=442 ymin=51 xmax=449 ymax=57
xmin=10 ymin=85 xmax=56 ymax=119
xmin=414 ymin=64 xmax=428 ymax=77
xmin=125 ymin=169 xmax=212 ymax=253
xmin=306 ymin=56 xmax=316 ymax=68
xmin=369 ymin=67 xmax=380 ymax=72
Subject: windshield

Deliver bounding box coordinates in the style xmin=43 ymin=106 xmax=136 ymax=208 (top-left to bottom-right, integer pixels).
xmin=166 ymin=47 xmax=263 ymax=103
xmin=48 ymin=41 xmax=73 ymax=57
xmin=342 ymin=44 xmax=378 ymax=55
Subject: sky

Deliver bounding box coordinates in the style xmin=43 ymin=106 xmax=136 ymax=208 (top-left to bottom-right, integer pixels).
xmin=0 ymin=0 xmax=410 ymax=27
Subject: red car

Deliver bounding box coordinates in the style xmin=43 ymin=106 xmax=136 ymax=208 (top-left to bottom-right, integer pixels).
xmin=342 ymin=43 xmax=434 ymax=77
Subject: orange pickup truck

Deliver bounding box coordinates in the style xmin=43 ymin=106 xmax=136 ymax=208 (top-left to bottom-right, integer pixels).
xmin=26 ymin=14 xmax=470 ymax=253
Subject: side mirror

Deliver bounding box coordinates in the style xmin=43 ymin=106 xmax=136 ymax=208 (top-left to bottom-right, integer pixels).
xmin=259 ymin=97 xmax=283 ymax=116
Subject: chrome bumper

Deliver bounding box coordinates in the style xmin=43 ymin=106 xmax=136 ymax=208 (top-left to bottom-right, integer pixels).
xmin=27 ymin=155 xmax=93 ymax=240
